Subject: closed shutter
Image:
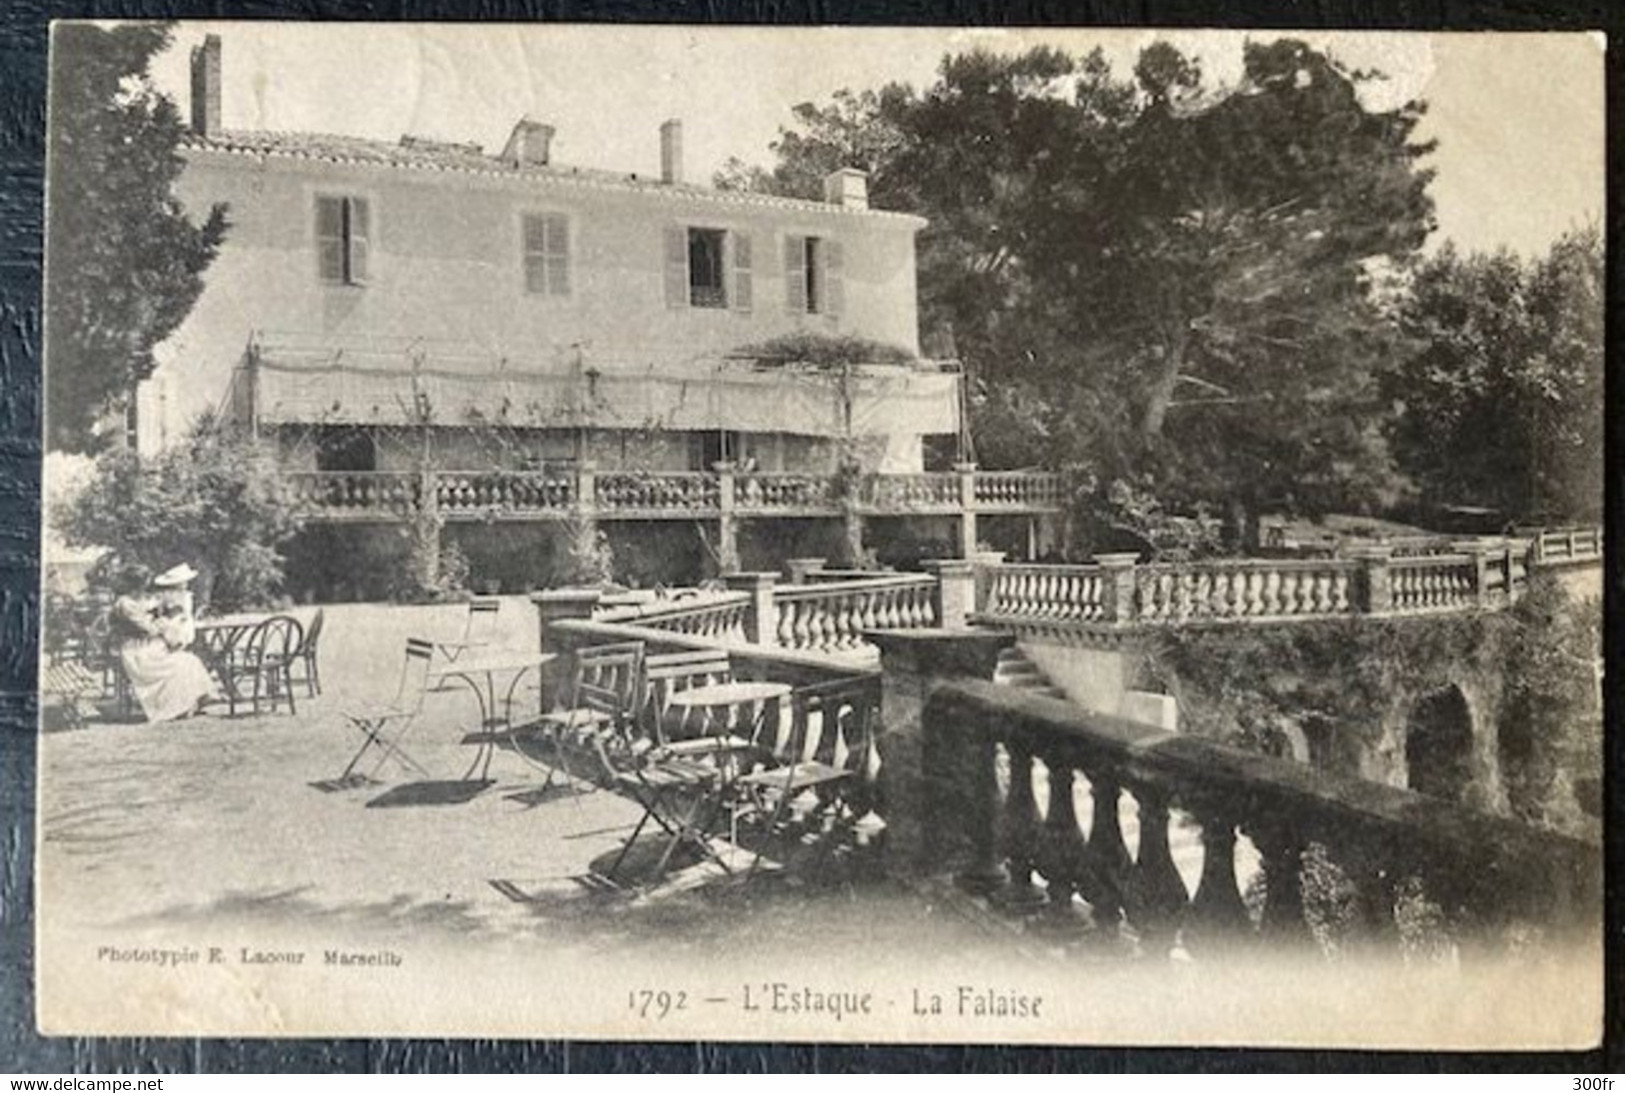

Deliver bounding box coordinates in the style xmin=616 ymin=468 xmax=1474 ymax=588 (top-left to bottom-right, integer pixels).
xmin=784 ymin=234 xmax=807 ymax=313
xmin=544 ymin=213 xmax=570 ymax=296
xmin=822 ymin=237 xmax=843 ymax=319
xmin=664 ymin=226 xmax=689 ymax=309
xmin=316 ymin=196 xmax=346 ymax=283
xmin=730 ymin=231 xmax=753 ymax=312
xmin=345 ymin=197 xmax=370 ymax=285
xmin=524 ymin=213 xmax=571 ymax=295
xmin=522 ymin=215 xmax=546 ymax=294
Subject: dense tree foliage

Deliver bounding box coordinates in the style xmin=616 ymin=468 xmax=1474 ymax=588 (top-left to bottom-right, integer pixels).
xmin=1385 ymin=228 xmax=1603 ymax=523
xmin=46 ymin=23 xmax=227 ymax=452
xmin=59 ymin=425 xmax=304 ymax=611
xmin=725 ymin=40 xmax=1440 ymax=551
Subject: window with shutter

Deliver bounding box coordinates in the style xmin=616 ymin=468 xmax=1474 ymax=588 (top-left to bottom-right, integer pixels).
xmin=523 ymin=213 xmax=571 ymax=296
xmin=730 ymin=231 xmax=753 ymax=312
xmin=316 ymin=195 xmax=371 ymax=286
xmin=786 ymin=234 xmax=841 ymax=317
xmin=687 ymin=229 xmax=728 ymax=308
xmin=315 ymin=196 xmax=346 ymax=283
xmin=783 ymin=234 xmax=807 ymax=314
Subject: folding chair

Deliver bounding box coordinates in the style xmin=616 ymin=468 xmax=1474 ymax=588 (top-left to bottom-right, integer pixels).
xmin=435 ymin=597 xmax=502 ymax=664
xmin=521 ymin=642 xmax=645 ymax=798
xmin=734 ymin=675 xmax=883 ymax=877
xmin=330 ymin=637 xmax=436 ymax=789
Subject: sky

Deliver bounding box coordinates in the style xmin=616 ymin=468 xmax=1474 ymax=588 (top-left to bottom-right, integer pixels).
xmin=142 ymin=23 xmax=1604 ymax=257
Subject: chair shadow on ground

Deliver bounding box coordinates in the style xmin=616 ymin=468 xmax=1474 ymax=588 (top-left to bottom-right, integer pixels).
xmin=363 ymin=779 xmax=495 ymax=808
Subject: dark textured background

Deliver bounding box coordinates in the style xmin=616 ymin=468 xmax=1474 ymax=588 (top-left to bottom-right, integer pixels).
xmin=2 ymin=0 xmax=1620 ymax=1073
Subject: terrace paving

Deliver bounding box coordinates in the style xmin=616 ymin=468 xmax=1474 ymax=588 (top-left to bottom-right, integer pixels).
xmin=37 ymin=597 xmax=998 ymax=964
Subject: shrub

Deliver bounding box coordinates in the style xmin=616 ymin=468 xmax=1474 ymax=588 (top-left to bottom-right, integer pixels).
xmin=731 ymin=332 xmax=916 ymax=368
xmin=58 ymin=424 xmax=304 ymax=611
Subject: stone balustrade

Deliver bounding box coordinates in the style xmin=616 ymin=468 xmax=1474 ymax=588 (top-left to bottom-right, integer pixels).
xmin=967 ymin=538 xmax=1554 ymax=632
xmin=974 ymin=470 xmax=1065 ymax=509
xmin=860 ymin=472 xmax=961 ymax=512
xmin=594 ymin=471 xmax=720 ymax=513
xmin=284 ymin=470 xmax=423 ymax=516
xmin=290 ymin=467 xmax=1067 ymax=522
xmin=733 ymin=472 xmax=837 ymax=512
xmin=603 ymin=592 xmax=753 ymax=644
xmin=984 ymin=564 xmax=1109 ymax=623
xmin=772 ymin=574 xmax=939 ymax=654
xmin=868 ymin=630 xmax=1600 ymax=958
xmin=436 ymin=471 xmax=573 ymax=514
xmin=1136 ymin=559 xmax=1358 ymax=623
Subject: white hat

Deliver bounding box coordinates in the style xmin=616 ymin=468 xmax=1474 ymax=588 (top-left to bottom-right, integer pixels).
xmin=153 ymin=563 xmax=199 ymax=587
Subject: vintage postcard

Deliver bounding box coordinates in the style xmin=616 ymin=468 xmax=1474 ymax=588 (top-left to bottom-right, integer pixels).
xmin=36 ymin=23 xmax=1605 ymax=1046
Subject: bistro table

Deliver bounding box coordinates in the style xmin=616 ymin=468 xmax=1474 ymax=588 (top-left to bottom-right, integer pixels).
xmin=429 ymin=650 xmax=558 ymax=782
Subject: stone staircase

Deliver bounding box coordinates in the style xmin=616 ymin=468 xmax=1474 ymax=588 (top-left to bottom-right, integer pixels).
xmin=993 ymin=646 xmax=1068 ymax=700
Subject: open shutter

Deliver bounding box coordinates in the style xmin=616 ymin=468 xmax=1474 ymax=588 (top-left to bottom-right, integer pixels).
xmin=821 ymin=238 xmax=843 ymax=319
xmin=730 ymin=231 xmax=753 ymax=313
xmin=315 ymin=196 xmax=345 ymax=283
xmin=545 ymin=213 xmax=570 ymax=295
xmin=783 ymin=234 xmax=807 ymax=314
xmin=346 ymin=196 xmax=371 ymax=285
xmin=664 ymin=226 xmax=689 ymax=309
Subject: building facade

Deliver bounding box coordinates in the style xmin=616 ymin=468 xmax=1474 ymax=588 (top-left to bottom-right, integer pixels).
xmin=137 ymin=35 xmax=1059 ymax=594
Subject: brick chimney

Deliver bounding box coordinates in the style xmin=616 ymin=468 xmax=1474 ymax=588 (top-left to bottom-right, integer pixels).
xmin=501 ymin=117 xmax=555 ymax=167
xmin=660 ymin=119 xmax=683 ymax=185
xmin=189 ymin=34 xmax=222 ymax=138
xmin=824 ymin=168 xmax=869 ymax=210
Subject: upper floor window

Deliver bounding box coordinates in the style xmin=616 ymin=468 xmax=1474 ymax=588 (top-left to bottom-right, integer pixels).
xmin=665 ymin=226 xmax=752 ymax=312
xmin=785 ymin=234 xmax=843 ymax=316
xmin=522 ymin=212 xmax=571 ymax=296
xmin=315 ymin=195 xmax=370 ymax=286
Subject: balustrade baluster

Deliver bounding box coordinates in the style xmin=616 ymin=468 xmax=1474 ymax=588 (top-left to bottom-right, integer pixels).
xmin=1126 ymin=789 xmax=1190 ymax=951
xmin=997 ymin=741 xmax=1047 ymax=910
xmin=954 ymin=722 xmax=1009 ymax=895
xmin=775 ymin=603 xmax=794 ymax=648
xmin=1082 ymin=771 xmax=1132 ymax=930
xmin=1279 ymin=571 xmax=1299 ymax=615
xmin=1034 ymin=757 xmax=1091 ymax=924
xmin=835 ymin=593 xmax=856 ymax=650
xmin=1186 ymin=815 xmax=1252 ymax=954
xmin=1251 ymin=822 xmax=1311 ymax=943
xmin=1244 ymin=572 xmax=1265 ymax=616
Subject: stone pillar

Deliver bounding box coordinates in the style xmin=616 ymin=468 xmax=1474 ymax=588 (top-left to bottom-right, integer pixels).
xmin=1351 ymin=546 xmax=1394 ymax=614
xmin=531 ymin=588 xmax=602 ymax=711
xmin=922 ymin=558 xmax=976 ymax=629
xmin=1095 ymin=552 xmax=1140 ymax=625
xmin=955 ymin=461 xmax=979 ymax=559
xmin=841 ymin=507 xmax=866 ymax=567
xmin=723 ymin=571 xmax=779 ymax=646
xmin=712 ymin=460 xmax=740 ymax=574
xmin=784 ymin=557 xmax=827 ymax=584
xmin=867 ymin=628 xmax=1014 ymax=876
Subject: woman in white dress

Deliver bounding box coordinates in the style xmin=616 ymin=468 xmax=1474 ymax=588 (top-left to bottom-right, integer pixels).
xmin=110 ymin=564 xmax=213 ymax=723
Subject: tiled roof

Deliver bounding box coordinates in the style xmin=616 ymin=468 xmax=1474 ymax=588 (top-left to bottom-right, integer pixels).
xmin=180 ymin=129 xmax=927 ymax=226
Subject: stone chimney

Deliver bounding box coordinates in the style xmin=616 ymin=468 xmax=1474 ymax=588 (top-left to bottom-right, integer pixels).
xmin=189 ymin=34 xmax=222 ymax=138
xmin=501 ymin=117 xmax=555 ymax=167
xmin=659 ymin=119 xmax=683 ymax=185
xmin=824 ymin=168 xmax=869 ymax=210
